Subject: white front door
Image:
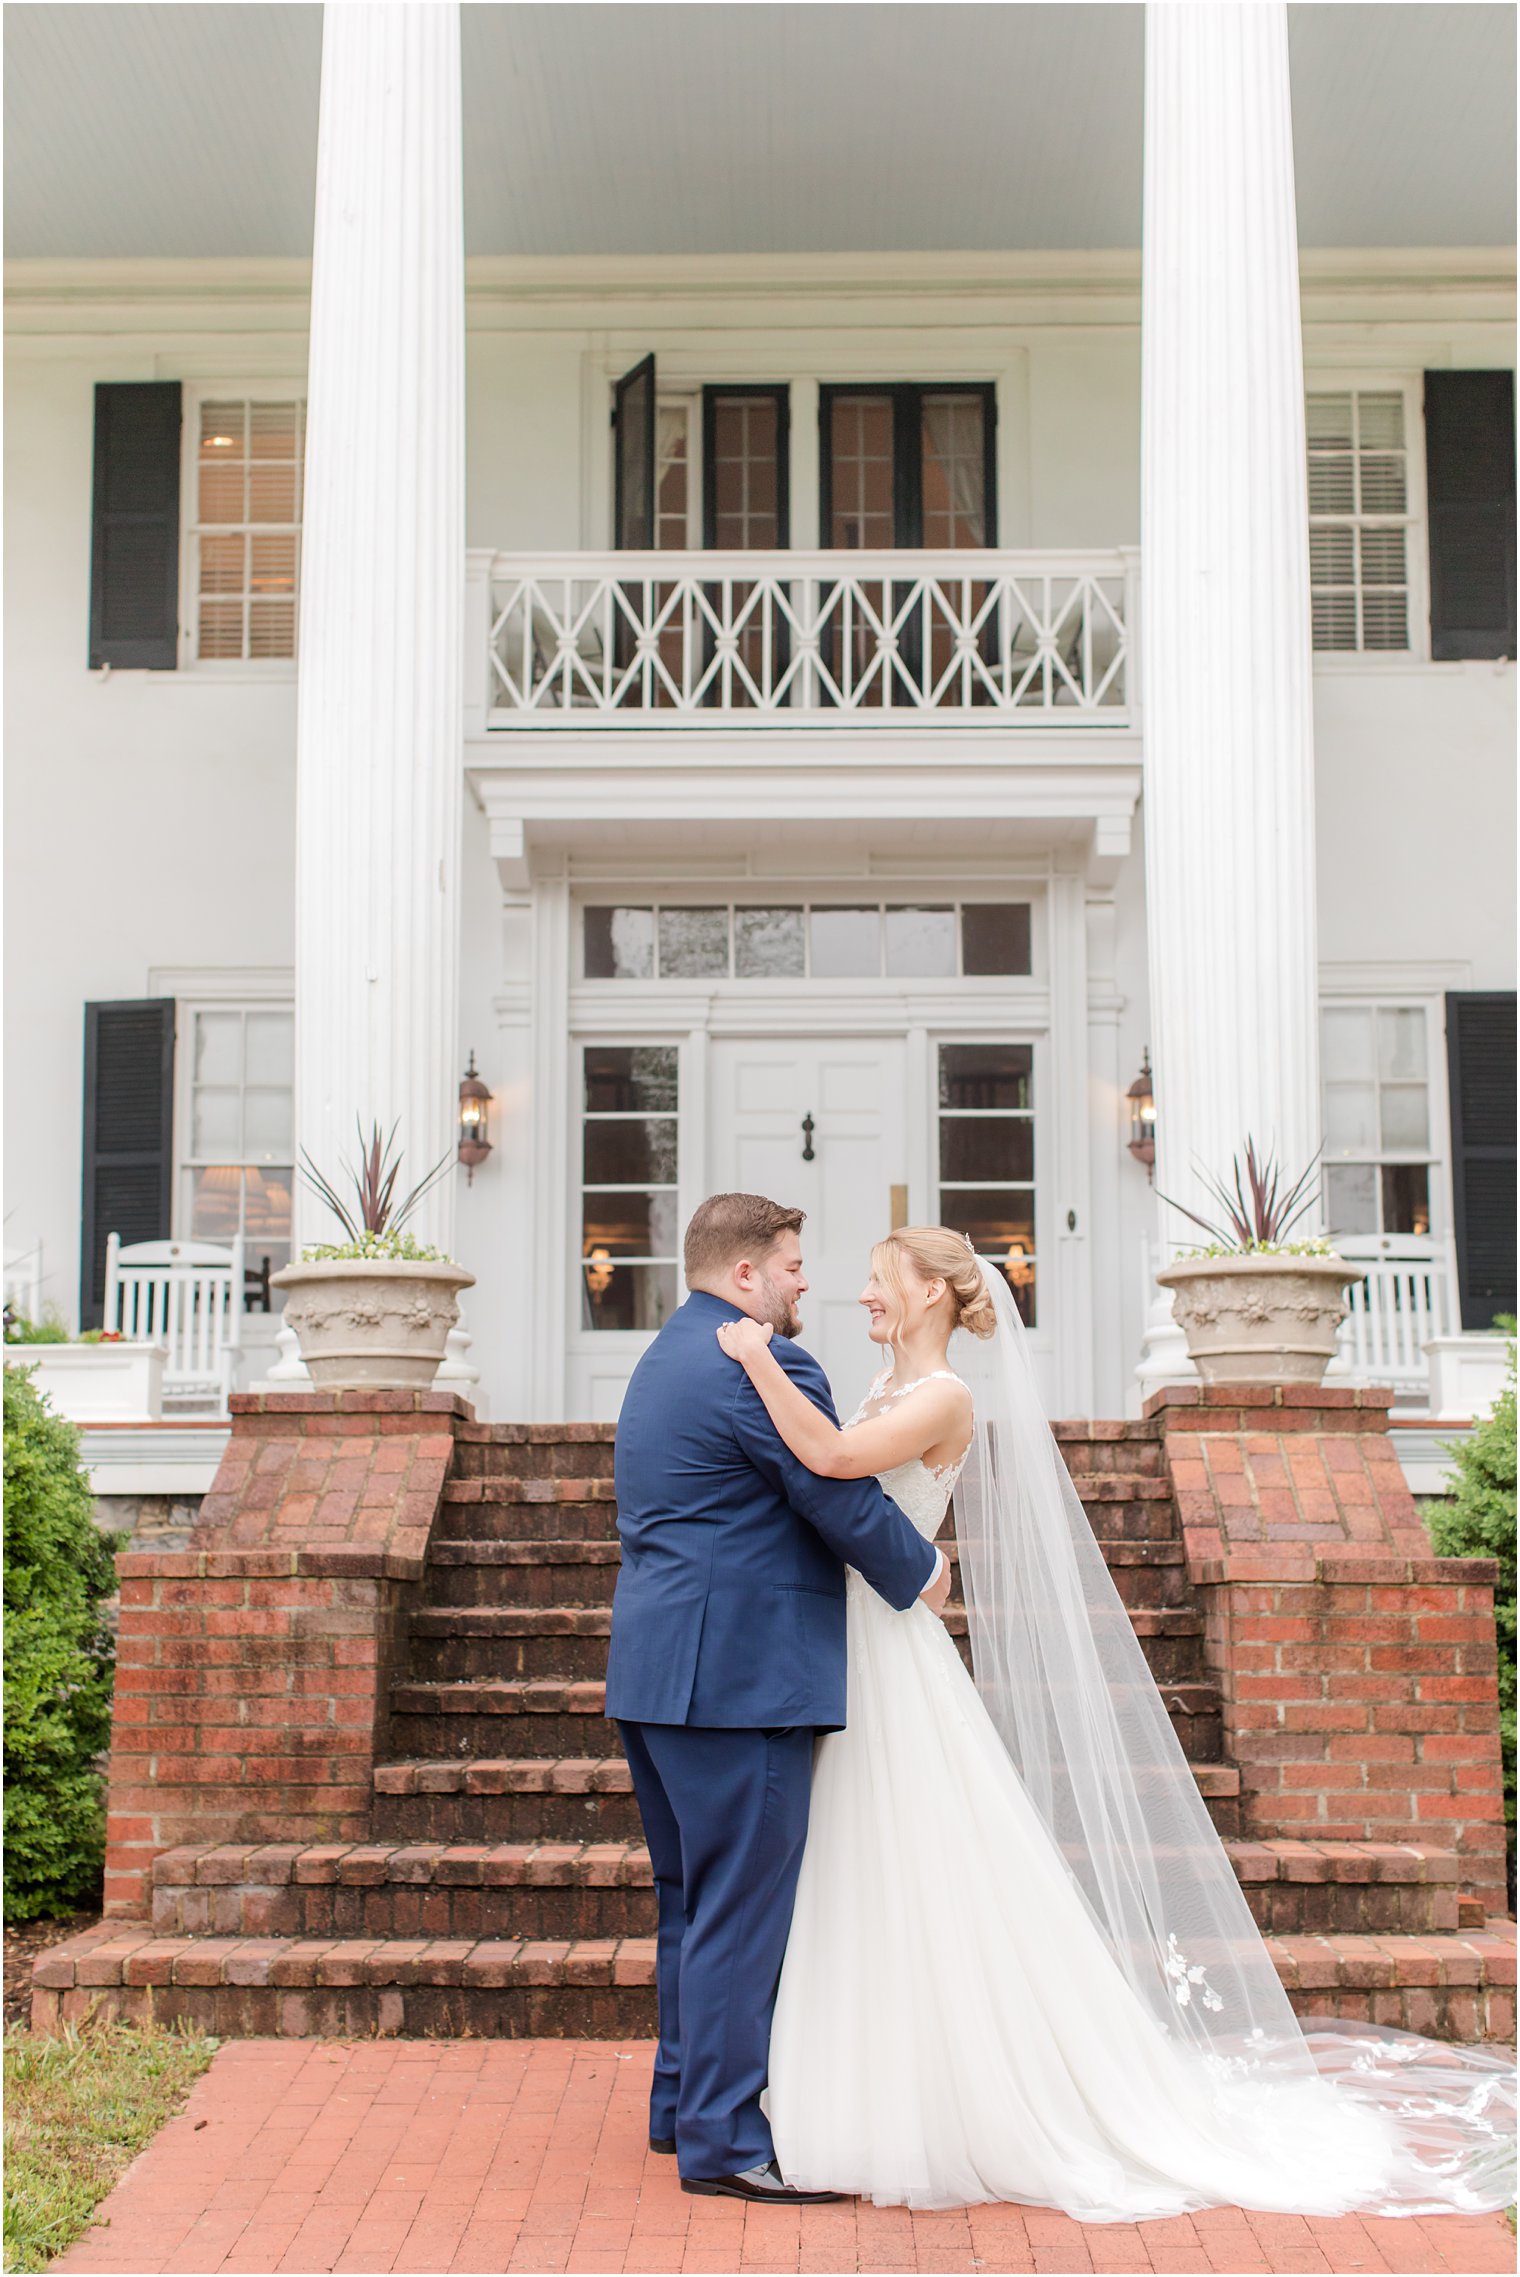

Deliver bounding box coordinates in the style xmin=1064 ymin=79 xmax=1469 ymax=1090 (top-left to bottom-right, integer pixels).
xmin=709 ymin=1034 xmax=908 ymax=1414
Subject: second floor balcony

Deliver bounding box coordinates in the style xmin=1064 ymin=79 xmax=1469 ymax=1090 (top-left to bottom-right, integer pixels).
xmin=468 ymin=548 xmax=1138 ymax=735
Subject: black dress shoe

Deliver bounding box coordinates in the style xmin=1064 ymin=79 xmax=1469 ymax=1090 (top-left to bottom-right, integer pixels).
xmin=681 ymin=2158 xmax=844 ymax=2204
xmin=649 ymin=2134 xmax=676 ymax=2155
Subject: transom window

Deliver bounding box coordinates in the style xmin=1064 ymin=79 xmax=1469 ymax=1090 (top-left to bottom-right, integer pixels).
xmin=1307 ymin=391 xmax=1411 ymax=652
xmin=937 ymin=1043 xmax=1036 ymax=1326
xmin=192 ymin=397 xmax=305 ymax=660
xmin=583 ymin=902 xmax=1031 ymax=982
xmin=178 ymin=1005 xmax=294 ymax=1272
xmin=1321 ymin=1003 xmax=1435 ymax=1239
xmin=580 ymin=1046 xmax=679 ymax=1331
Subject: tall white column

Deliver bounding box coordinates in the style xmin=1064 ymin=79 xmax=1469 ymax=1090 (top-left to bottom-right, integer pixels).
xmin=292 ymin=3 xmax=465 ymax=1266
xmin=1136 ymin=2 xmax=1322 ymax=1391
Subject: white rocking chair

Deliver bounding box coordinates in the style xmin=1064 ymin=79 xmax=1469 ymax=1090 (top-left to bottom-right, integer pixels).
xmin=102 ymin=1234 xmax=245 ymax=1414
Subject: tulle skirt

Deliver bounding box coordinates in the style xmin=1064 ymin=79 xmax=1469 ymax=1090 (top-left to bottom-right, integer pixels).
xmin=765 ymin=1580 xmax=1515 ymax=2219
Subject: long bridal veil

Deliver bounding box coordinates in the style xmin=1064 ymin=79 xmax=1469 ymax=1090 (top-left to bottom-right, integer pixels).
xmin=950 ymin=1263 xmax=1515 ymax=2216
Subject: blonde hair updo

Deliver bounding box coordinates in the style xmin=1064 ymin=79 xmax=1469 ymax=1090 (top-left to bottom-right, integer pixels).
xmin=870 ymin=1226 xmax=999 ymax=1344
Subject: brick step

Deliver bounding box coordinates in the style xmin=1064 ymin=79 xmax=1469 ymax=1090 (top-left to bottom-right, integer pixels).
xmin=1093 ymin=1540 xmax=1196 ymax=1611
xmin=389 ymin=1678 xmax=621 ymax=1759
xmin=452 ymin=1426 xmax=616 ymax=1484
xmin=1191 ymin=1763 xmax=1241 ymax=1838
xmin=1051 ymin=1424 xmax=1167 ymax=1478
xmin=1230 ymin=1840 xmax=1462 ymax=1935
xmin=149 ymin=1839 xmax=657 ymax=1942
xmin=372 ymin=1756 xmax=642 ymax=1843
xmin=426 ymin=1539 xmax=622 ymax=1608
xmin=35 ymin=1918 xmax=1515 ymax=2044
xmin=405 ymin=1603 xmax=983 ymax=1683
xmin=438 ymin=1481 xmax=620 ymax=1543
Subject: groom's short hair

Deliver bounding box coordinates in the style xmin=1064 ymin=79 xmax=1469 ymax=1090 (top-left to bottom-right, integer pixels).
xmin=684 ymin=1193 xmax=805 ymax=1288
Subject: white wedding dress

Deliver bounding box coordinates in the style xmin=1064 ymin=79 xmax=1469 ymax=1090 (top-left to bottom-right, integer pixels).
xmin=765 ymin=1366 xmax=1512 ymax=2221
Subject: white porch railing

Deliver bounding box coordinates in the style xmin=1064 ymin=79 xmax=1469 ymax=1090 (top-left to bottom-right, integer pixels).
xmin=479 ymin=548 xmax=1136 ymax=728
xmin=1335 ymin=1239 xmax=1459 ymax=1400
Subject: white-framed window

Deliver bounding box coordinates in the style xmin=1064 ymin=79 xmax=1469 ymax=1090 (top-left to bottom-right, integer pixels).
xmin=936 ymin=1040 xmax=1037 ymax=1326
xmin=1320 ymin=1001 xmax=1439 ymax=1240
xmin=580 ymin=900 xmax=1033 ymax=982
xmin=184 ymin=393 xmax=306 ymax=663
xmin=1307 ymin=385 xmax=1417 ymax=653
xmin=656 ymin=393 xmax=698 ymax=547
xmin=175 ymin=1002 xmax=295 ymax=1273
xmin=578 ymin=1042 xmax=680 ymax=1331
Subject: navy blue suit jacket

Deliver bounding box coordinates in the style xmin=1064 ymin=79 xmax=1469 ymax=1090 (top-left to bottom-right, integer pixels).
xmin=604 ymin=1290 xmax=938 ymax=1730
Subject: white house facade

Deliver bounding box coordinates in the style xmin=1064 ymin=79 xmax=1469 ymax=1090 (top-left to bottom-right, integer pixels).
xmin=4 ymin=2 xmax=1515 ymax=1472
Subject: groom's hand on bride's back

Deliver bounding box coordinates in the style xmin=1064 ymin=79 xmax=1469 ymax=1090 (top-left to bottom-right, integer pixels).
xmin=920 ymin=1548 xmax=953 ymax=1617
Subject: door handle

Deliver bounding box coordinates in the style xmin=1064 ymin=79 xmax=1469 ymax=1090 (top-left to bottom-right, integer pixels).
xmin=800 ymin=1114 xmax=815 ymax=1162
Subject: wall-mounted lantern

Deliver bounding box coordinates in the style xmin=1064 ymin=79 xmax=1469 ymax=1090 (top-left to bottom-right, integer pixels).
xmin=457 ymin=1052 xmax=494 ymax=1182
xmin=1126 ymin=1050 xmax=1156 ymax=1177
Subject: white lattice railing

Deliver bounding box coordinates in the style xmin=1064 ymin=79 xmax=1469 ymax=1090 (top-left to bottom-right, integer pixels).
xmin=479 ymin=548 xmax=1136 ymax=727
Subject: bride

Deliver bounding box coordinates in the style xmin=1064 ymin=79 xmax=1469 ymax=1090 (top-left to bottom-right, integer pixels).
xmin=713 ymin=1225 xmax=1514 ymax=2221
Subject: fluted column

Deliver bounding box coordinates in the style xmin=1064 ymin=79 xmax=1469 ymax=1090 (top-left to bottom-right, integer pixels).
xmin=292 ymin=3 xmax=464 ymax=1265
xmin=1136 ymin=2 xmax=1321 ymax=1390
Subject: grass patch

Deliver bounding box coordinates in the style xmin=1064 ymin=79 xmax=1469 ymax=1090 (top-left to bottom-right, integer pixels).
xmin=3 ymin=2013 xmax=218 ymax=2273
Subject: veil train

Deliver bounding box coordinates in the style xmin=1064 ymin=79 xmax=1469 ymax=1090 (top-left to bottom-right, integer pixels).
xmin=950 ymin=1263 xmax=1515 ymax=2216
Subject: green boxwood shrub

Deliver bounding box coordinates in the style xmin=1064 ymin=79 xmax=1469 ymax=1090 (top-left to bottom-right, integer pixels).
xmin=3 ymin=1367 xmax=124 ymax=1921
xmin=1427 ymin=1326 xmax=1517 ymax=1881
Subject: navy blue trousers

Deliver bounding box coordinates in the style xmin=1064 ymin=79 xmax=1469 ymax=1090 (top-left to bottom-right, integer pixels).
xmin=618 ymin=1720 xmax=814 ymax=2181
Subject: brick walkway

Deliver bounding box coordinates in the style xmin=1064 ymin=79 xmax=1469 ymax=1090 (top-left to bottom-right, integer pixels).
xmin=50 ymin=2040 xmax=1514 ymax=2277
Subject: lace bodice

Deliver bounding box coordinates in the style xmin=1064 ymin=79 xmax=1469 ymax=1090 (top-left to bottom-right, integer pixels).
xmin=845 ymin=1366 xmax=969 ymax=1541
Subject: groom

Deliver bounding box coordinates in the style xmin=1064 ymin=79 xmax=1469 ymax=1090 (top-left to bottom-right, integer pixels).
xmin=606 ymin=1191 xmax=951 ymax=2201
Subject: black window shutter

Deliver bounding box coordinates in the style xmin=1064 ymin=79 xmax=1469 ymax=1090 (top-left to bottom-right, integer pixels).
xmin=1425 ymin=371 xmax=1516 ymax=661
xmin=89 ymin=382 xmax=182 ymax=669
xmin=79 ymin=999 xmax=176 ymax=1328
xmin=1446 ymin=991 xmax=1517 ymax=1330
xmin=613 ymin=355 xmax=656 ymax=549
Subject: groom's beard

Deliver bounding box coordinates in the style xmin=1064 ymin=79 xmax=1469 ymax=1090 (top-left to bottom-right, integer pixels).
xmin=753 ymin=1274 xmax=802 ymax=1340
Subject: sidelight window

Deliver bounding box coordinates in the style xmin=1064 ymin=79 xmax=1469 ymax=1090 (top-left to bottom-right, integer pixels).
xmin=936 ymin=1042 xmax=1036 ymax=1326
xmin=579 ymin=1046 xmax=680 ymax=1331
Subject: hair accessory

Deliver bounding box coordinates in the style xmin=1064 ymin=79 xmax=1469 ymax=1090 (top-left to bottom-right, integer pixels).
xmin=961 ymin=1231 xmax=978 ymax=1258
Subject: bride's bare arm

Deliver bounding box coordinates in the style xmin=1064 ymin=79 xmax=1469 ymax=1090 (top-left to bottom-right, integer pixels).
xmin=715 ymin=1318 xmax=971 ymax=1479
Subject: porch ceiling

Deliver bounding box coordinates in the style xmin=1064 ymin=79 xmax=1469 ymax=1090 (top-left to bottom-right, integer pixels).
xmin=5 ymin=3 xmax=1514 ymax=262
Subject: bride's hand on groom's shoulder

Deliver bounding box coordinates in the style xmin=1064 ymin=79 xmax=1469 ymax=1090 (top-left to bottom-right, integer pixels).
xmin=716 ymin=1317 xmax=774 ymax=1364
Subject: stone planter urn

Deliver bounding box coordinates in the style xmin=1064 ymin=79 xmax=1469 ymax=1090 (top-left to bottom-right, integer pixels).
xmin=271 ymin=1258 xmax=475 ymax=1390
xmin=1155 ymin=1252 xmax=1358 ymax=1386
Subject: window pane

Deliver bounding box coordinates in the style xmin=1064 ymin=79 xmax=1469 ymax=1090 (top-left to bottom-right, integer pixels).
xmin=200 ymin=533 xmax=244 ymax=595
xmin=884 ymin=906 xmax=955 ymax=978
xmin=950 ymin=1193 xmax=1037 ymax=1327
xmin=655 ymin=402 xmax=689 ymax=551
xmin=581 ymin=1260 xmax=678 ymax=1332
xmin=584 ymin=906 xmax=654 ymax=980
xmin=244 ymin=1086 xmax=294 ymax=1159
xmin=920 ymin=395 xmax=987 ymax=548
xmin=194 ymin=1011 xmax=242 ymax=1086
xmin=1359 ymin=455 xmax=1407 ymax=513
xmin=191 ymin=1089 xmax=241 ymax=1159
xmin=1356 ymin=393 xmax=1405 ymax=450
xmin=809 ymin=907 xmax=880 ymax=978
xmin=245 ymin=1012 xmax=294 ymax=1086
xmin=1325 ymin=1081 xmax=1377 ymax=1153
xmin=1379 ymin=1085 xmax=1430 ymax=1152
xmin=734 ymin=907 xmax=804 ymax=978
xmin=1381 ymin=1163 xmax=1431 ymax=1237
xmin=198 ymin=601 xmax=244 ymax=659
xmin=1307 ymin=394 xmax=1354 ymax=446
xmin=658 ymin=907 xmax=729 ymax=978
xmin=1321 ymin=1008 xmax=1374 ymax=1080
xmin=829 ymin=396 xmax=895 ymax=550
xmin=1326 ymin=1162 xmax=1377 ymax=1237
xmin=187 ymin=1164 xmax=244 ymax=1243
xmin=709 ymin=395 xmax=782 ymax=550
xmin=245 ymin=1167 xmax=293 ymax=1270
xmin=938 ymin=1044 xmax=1032 ymax=1112
xmin=1377 ymin=1007 xmax=1426 ymax=1080
xmin=583 ymin=1117 xmax=678 ymax=1186
xmin=581 ymin=1189 xmax=680 ymax=1261
xmin=250 ymin=466 xmax=298 ymax=523
xmin=961 ymin=904 xmax=1032 ymax=976
xmin=940 ymin=1116 xmax=1034 ymax=1184
xmin=583 ymin=1046 xmax=678 ymax=1116
xmin=198 ymin=461 xmax=246 ymax=523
